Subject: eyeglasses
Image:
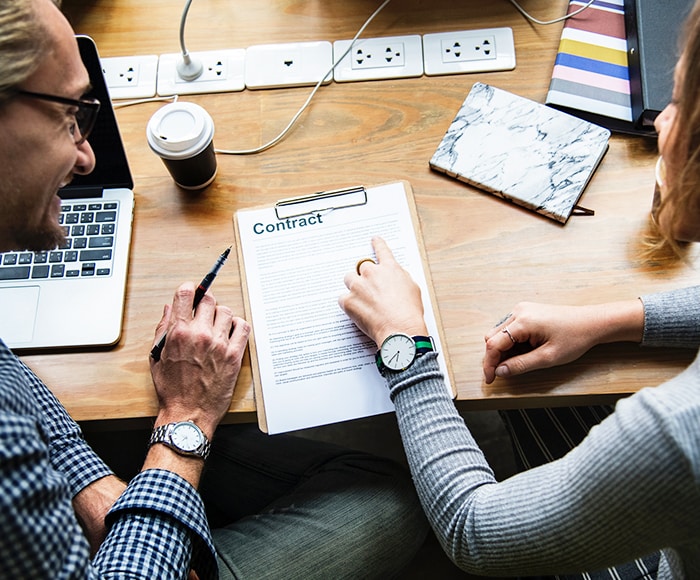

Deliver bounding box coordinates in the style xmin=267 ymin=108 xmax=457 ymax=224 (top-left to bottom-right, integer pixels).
xmin=16 ymin=89 xmax=101 ymax=145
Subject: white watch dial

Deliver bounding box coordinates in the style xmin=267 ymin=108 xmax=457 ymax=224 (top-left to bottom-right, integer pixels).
xmin=171 ymin=422 xmax=203 ymax=452
xmin=380 ymin=334 xmax=416 ymax=371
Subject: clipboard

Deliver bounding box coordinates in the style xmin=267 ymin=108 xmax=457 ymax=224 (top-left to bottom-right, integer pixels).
xmin=234 ymin=180 xmax=455 ymax=434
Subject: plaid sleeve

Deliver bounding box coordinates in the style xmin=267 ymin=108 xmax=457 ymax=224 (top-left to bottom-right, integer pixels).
xmin=1 ymin=344 xmax=216 ymax=578
xmin=7 ymin=347 xmax=113 ymax=496
xmin=98 ymin=469 xmax=218 ymax=580
xmin=0 ymin=410 xmax=96 ymax=578
xmin=1 ymin=414 xmax=216 ymax=579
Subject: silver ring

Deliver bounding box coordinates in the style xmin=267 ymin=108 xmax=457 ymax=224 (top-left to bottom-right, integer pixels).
xmin=356 ymin=258 xmax=376 ymax=275
xmin=502 ymin=326 xmax=518 ymax=344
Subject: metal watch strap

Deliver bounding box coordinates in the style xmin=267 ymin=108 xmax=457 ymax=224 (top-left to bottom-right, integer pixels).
xmin=149 ymin=421 xmax=211 ymax=460
xmin=375 ymin=335 xmax=435 ymax=375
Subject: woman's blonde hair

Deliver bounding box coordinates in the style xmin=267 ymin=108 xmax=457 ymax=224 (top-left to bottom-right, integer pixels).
xmin=642 ymin=0 xmax=700 ymax=262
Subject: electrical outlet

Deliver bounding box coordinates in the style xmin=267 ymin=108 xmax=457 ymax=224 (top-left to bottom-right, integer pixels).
xmin=157 ymin=49 xmax=246 ymax=96
xmin=441 ymin=36 xmax=496 ymax=62
xmin=423 ymin=28 xmax=516 ymax=76
xmin=352 ymin=44 xmax=405 ymax=69
xmin=101 ymin=55 xmax=158 ymax=99
xmin=332 ymin=35 xmax=423 ymax=82
xmin=245 ymin=41 xmax=333 ymax=89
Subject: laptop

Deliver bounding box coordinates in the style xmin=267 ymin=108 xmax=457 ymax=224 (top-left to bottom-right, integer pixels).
xmin=0 ymin=35 xmax=134 ymax=351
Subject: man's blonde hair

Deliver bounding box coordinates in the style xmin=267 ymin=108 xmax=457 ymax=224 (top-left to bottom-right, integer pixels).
xmin=0 ymin=0 xmax=58 ymax=105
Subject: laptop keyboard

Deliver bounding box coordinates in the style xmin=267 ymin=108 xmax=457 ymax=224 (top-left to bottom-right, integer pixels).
xmin=0 ymin=201 xmax=118 ymax=281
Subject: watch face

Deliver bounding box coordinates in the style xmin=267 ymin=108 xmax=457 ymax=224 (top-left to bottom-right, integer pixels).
xmin=170 ymin=422 xmax=203 ymax=452
xmin=380 ymin=334 xmax=416 ymax=371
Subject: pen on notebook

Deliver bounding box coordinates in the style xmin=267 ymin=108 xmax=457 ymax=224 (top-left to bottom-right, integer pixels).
xmin=150 ymin=246 xmax=232 ymax=362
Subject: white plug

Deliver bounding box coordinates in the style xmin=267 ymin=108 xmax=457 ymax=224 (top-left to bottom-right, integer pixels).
xmin=157 ymin=49 xmax=246 ymax=96
xmin=175 ymin=0 xmax=203 ymax=81
xmin=176 ymin=52 xmax=204 ymax=81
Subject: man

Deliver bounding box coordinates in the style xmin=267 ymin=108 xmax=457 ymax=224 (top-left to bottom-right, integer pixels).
xmin=0 ymin=1 xmax=427 ymax=577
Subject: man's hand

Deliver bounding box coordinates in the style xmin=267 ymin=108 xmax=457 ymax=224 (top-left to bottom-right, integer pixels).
xmin=149 ymin=282 xmax=250 ymax=439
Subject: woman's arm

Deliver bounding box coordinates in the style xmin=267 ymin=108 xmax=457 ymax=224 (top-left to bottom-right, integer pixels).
xmin=482 ymin=300 xmax=644 ymax=383
xmin=388 ymin=355 xmax=699 ymax=576
xmin=339 ymin=237 xmax=700 ymax=575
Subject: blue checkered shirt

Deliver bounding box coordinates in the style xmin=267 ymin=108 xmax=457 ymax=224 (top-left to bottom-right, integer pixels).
xmin=0 ymin=340 xmax=217 ymax=578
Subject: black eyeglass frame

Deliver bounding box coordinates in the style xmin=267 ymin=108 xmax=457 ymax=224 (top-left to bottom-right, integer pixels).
xmin=16 ymin=89 xmax=101 ymax=145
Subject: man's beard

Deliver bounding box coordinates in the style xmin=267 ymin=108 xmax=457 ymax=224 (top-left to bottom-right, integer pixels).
xmin=11 ymin=221 xmax=66 ymax=252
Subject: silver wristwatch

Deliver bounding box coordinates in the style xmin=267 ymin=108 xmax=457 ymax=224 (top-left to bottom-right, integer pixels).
xmin=149 ymin=420 xmax=211 ymax=460
xmin=375 ymin=334 xmax=435 ymax=376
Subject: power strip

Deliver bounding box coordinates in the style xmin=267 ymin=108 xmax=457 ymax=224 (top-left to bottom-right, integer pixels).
xmin=245 ymin=41 xmax=333 ymax=89
xmin=101 ymin=28 xmax=516 ymax=97
xmin=156 ymin=49 xmax=246 ymax=96
xmin=332 ymin=35 xmax=424 ymax=82
xmin=101 ymin=55 xmax=158 ymax=99
xmin=423 ymin=28 xmax=515 ymax=75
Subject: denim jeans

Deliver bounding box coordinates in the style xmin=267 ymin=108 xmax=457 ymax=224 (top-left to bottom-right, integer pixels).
xmin=199 ymin=423 xmax=428 ymax=580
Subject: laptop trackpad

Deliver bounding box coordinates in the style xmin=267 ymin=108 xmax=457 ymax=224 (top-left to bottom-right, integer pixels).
xmin=0 ymin=286 xmax=39 ymax=344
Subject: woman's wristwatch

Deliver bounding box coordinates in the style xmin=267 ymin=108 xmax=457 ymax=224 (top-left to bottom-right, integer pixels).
xmin=375 ymin=334 xmax=434 ymax=376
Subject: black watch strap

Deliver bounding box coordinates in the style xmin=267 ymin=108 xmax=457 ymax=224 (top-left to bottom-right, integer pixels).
xmin=413 ymin=336 xmax=435 ymax=355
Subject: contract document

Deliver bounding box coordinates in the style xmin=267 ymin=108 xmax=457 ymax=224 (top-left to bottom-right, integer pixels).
xmin=234 ymin=181 xmax=453 ymax=434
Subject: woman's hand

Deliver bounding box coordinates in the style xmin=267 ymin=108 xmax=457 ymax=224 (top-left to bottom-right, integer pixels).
xmin=483 ymin=300 xmax=644 ymax=384
xmin=339 ymin=236 xmax=428 ymax=348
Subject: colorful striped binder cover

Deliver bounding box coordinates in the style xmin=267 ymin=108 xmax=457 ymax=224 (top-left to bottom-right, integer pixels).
xmin=546 ymin=0 xmax=633 ymax=124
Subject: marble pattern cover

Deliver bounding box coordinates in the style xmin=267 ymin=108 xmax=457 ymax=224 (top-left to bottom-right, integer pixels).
xmin=430 ymin=82 xmax=611 ymax=223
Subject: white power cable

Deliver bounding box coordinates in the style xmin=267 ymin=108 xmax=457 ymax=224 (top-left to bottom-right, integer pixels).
xmin=113 ymin=95 xmax=179 ymax=109
xmin=507 ymin=0 xmax=596 ymax=26
xmin=112 ymin=0 xmax=594 ymax=151
xmin=175 ymin=0 xmax=205 ymax=80
xmin=215 ymin=0 xmax=392 ymax=155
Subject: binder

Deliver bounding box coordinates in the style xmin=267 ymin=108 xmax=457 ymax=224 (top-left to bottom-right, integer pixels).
xmin=545 ymin=0 xmax=641 ymax=135
xmin=624 ymin=0 xmax=693 ymax=129
xmin=233 ymin=181 xmax=454 ymax=434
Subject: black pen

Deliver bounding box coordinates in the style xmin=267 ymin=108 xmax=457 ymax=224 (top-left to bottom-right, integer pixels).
xmin=150 ymin=246 xmax=232 ymax=361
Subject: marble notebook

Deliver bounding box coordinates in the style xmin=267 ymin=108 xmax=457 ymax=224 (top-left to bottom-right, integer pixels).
xmin=430 ymin=82 xmax=611 ymax=223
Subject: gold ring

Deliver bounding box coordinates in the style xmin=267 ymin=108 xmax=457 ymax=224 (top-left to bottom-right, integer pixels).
xmin=356 ymin=258 xmax=376 ymax=275
xmin=502 ymin=326 xmax=518 ymax=344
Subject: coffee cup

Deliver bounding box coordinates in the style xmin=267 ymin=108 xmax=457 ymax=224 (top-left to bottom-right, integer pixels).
xmin=146 ymin=102 xmax=217 ymax=190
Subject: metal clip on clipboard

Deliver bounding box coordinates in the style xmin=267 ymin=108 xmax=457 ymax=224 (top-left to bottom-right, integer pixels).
xmin=274 ymin=186 xmax=367 ymax=220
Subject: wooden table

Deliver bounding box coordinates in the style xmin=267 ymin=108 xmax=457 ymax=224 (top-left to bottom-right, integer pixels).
xmin=28 ymin=0 xmax=699 ymax=425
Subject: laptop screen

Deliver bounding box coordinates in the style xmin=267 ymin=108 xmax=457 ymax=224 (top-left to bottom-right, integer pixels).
xmin=60 ymin=35 xmax=133 ymax=196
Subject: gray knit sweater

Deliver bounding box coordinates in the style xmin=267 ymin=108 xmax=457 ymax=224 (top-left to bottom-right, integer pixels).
xmin=388 ymin=287 xmax=700 ymax=578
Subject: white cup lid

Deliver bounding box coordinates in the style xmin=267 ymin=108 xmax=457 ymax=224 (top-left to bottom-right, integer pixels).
xmin=146 ymin=102 xmax=214 ymax=159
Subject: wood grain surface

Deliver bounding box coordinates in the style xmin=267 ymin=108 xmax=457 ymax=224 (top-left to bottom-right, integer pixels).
xmin=23 ymin=0 xmax=699 ymax=424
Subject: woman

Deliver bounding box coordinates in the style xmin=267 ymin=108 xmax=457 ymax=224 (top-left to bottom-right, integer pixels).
xmin=338 ymin=2 xmax=700 ymax=578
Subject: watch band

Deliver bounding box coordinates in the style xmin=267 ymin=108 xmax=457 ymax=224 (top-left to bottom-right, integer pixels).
xmin=375 ymin=335 xmax=435 ymax=375
xmin=149 ymin=421 xmax=211 ymax=460
xmin=413 ymin=336 xmax=435 ymax=355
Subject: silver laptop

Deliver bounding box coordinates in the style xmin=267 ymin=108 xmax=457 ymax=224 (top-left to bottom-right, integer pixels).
xmin=0 ymin=35 xmax=134 ymax=351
